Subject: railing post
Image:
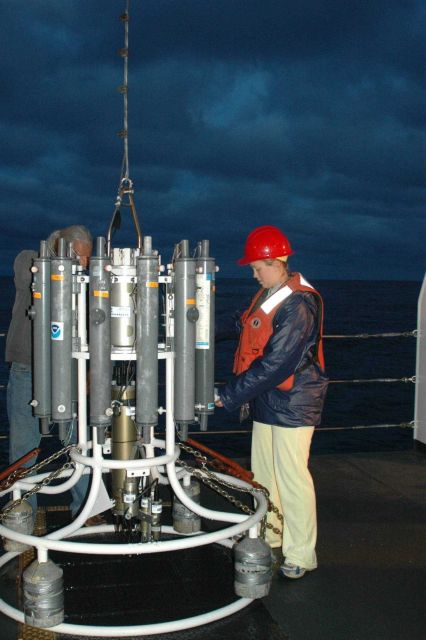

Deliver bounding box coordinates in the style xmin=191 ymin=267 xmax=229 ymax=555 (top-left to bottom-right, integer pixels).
xmin=414 ymin=273 xmax=426 ymax=446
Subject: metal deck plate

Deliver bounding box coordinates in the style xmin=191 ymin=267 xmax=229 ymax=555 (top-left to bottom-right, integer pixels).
xmin=4 ymin=507 xmax=287 ymax=640
xmin=52 ymin=533 xmax=288 ymax=639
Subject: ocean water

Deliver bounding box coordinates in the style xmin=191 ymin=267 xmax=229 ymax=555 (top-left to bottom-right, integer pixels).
xmin=0 ymin=276 xmax=421 ymax=465
xmin=213 ymin=278 xmax=419 ymax=457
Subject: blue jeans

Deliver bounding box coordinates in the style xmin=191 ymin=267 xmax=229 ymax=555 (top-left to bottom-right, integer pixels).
xmin=7 ymin=362 xmax=89 ymax=516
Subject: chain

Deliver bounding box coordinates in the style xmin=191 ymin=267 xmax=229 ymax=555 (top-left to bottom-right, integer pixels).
xmin=0 ymin=444 xmax=76 ymax=492
xmin=0 ymin=468 xmax=27 ymax=493
xmin=0 ymin=445 xmax=79 ymax=521
xmin=178 ymin=442 xmax=283 ymax=538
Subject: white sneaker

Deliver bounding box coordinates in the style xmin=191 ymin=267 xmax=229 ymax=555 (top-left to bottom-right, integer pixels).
xmin=279 ymin=562 xmax=306 ymax=579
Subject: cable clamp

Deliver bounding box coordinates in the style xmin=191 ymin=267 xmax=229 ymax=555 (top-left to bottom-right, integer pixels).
xmin=120 ymin=177 xmax=134 ymax=191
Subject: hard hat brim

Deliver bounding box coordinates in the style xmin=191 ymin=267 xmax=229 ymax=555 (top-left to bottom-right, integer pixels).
xmin=237 ymin=251 xmax=294 ymax=266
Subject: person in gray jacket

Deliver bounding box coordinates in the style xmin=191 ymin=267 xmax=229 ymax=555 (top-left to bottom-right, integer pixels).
xmin=5 ymin=225 xmax=92 ymax=517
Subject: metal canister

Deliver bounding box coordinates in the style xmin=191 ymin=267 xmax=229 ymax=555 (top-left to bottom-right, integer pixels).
xmin=195 ymin=239 xmax=216 ymax=431
xmin=234 ymin=535 xmax=272 ymax=598
xmin=172 ymin=479 xmax=201 ymax=534
xmin=2 ymin=500 xmax=34 ymax=552
xmin=23 ymin=559 xmax=64 ymax=628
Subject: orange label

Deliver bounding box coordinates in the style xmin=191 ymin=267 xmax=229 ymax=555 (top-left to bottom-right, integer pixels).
xmin=186 ymin=298 xmax=196 ymax=305
xmin=51 ymin=274 xmax=64 ymax=281
xmin=33 ymin=292 xmax=42 ymax=299
xmin=145 ymin=282 xmax=159 ymax=288
xmin=94 ymin=290 xmax=109 ymax=298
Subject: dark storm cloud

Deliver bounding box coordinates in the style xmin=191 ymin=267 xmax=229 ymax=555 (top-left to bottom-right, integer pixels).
xmin=0 ymin=0 xmax=424 ymax=279
xmin=136 ymin=1 xmax=417 ymax=64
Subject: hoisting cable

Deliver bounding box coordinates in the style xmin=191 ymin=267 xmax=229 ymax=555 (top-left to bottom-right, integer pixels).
xmin=107 ymin=0 xmax=142 ymax=254
xmin=121 ymin=1 xmax=130 ymax=184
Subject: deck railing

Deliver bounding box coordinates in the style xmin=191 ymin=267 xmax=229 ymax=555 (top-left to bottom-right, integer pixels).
xmin=1 ymin=272 xmax=425 ymax=444
xmin=0 ymin=327 xmax=420 ymax=440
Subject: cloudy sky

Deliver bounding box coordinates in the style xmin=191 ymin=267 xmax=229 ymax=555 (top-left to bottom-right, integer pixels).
xmin=0 ymin=0 xmax=424 ymax=279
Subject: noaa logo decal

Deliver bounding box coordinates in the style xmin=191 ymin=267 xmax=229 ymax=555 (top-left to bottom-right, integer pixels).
xmin=251 ymin=317 xmax=261 ymax=329
xmin=51 ymin=321 xmax=64 ymax=341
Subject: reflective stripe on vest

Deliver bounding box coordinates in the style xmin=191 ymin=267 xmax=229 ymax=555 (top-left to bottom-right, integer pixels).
xmin=233 ymin=273 xmax=325 ymax=391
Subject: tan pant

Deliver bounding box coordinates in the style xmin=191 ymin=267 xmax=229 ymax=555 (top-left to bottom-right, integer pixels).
xmin=251 ymin=421 xmax=317 ymax=570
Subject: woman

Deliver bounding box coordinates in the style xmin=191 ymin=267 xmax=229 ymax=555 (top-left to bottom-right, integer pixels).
xmin=216 ymin=225 xmax=328 ymax=579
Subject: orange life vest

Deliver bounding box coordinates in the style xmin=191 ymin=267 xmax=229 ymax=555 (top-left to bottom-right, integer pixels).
xmin=233 ymin=273 xmax=325 ymax=391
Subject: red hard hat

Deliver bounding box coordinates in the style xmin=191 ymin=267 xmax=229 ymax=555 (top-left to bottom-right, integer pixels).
xmin=237 ymin=225 xmax=294 ymax=265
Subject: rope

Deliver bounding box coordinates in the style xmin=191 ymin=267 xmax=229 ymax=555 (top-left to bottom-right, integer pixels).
xmin=185 ymin=420 xmax=416 ymax=436
xmin=215 ymin=375 xmax=416 ymax=387
xmin=324 ymin=330 xmax=417 ymax=339
xmin=0 ymin=330 xmax=417 ymax=342
xmin=317 ymin=421 xmax=414 ymax=432
xmin=330 ymin=376 xmax=415 ymax=384
xmin=0 ymin=421 xmax=413 ymax=443
xmin=1 ymin=376 xmax=413 ymax=392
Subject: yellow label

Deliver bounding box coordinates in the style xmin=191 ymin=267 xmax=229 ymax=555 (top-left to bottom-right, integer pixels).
xmin=145 ymin=282 xmax=159 ymax=288
xmin=186 ymin=298 xmax=196 ymax=305
xmin=94 ymin=290 xmax=109 ymax=298
xmin=51 ymin=274 xmax=64 ymax=281
xmin=32 ymin=292 xmax=42 ymax=299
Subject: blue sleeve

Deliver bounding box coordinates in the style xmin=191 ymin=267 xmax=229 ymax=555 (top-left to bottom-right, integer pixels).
xmin=219 ymin=293 xmax=317 ymax=412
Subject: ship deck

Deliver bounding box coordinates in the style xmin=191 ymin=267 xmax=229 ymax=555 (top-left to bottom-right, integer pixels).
xmin=1 ymin=447 xmax=425 ymax=640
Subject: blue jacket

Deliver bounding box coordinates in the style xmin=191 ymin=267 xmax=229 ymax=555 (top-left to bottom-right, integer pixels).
xmin=218 ymin=289 xmax=328 ymax=427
